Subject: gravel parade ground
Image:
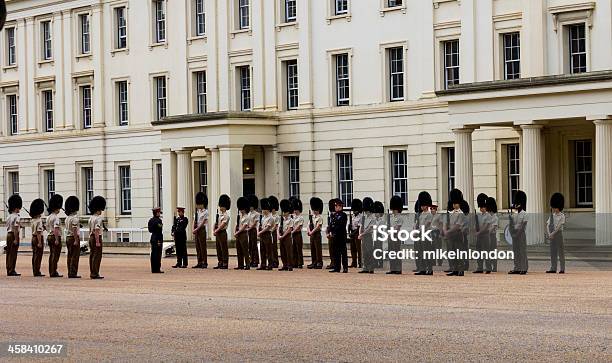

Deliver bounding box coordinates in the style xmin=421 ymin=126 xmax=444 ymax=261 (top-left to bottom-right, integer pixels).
xmin=1 ymin=255 xmax=610 ymax=362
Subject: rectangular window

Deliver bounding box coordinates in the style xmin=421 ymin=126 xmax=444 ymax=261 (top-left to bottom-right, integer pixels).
xmin=389 ymin=47 xmax=404 ymax=101
xmin=387 ymin=0 xmax=402 ymax=7
xmin=238 ymin=0 xmax=250 ymax=30
xmin=45 ymin=169 xmax=55 ymax=203
xmin=287 ymin=156 xmax=300 ymax=198
xmin=506 ymin=143 xmax=520 ymax=207
xmin=239 ymin=66 xmax=251 ymax=111
xmin=7 ymin=95 xmax=18 ymax=136
xmin=6 ymin=27 xmax=16 ymax=65
xmin=443 ymin=39 xmax=460 ymax=89
xmin=285 ymin=0 xmax=297 ymax=22
xmin=569 ymin=23 xmax=587 ymax=74
xmin=335 ymin=53 xmax=350 ymax=106
xmin=335 ymin=0 xmax=348 ymax=15
xmin=41 ymin=20 xmax=52 ymax=60
xmin=42 ymin=90 xmax=54 ymax=132
xmin=195 ymin=71 xmax=207 ymax=113
xmin=81 ymin=85 xmax=92 ymax=129
xmin=8 ymin=171 xmax=19 ymax=195
xmin=80 ymin=14 xmax=90 ymax=54
xmin=198 ymin=161 xmax=208 ymax=194
xmin=156 ymin=163 xmax=163 ymax=209
xmin=117 ymin=81 xmax=129 ymax=125
xmin=575 ymin=140 xmax=593 ymax=207
xmin=286 ymin=60 xmax=299 ymax=110
xmin=337 ymin=153 xmax=353 ymax=208
xmin=119 ymin=165 xmax=131 ymax=214
xmin=154 ymin=0 xmax=166 ymax=43
xmin=83 ymin=167 xmax=94 ymax=214
xmin=155 ymin=76 xmax=167 ymax=120
xmin=391 ymin=150 xmax=408 ymax=207
xmin=195 ymin=0 xmax=206 ymax=35
xmin=503 ymin=32 xmax=520 ymax=80
xmin=116 ymin=7 xmax=127 ymax=49
xmin=447 ymin=147 xmax=455 ymax=194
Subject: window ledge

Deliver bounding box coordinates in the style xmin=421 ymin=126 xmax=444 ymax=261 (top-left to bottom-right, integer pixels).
xmin=326 ymin=13 xmax=351 ymax=24
xmin=380 ymin=5 xmax=407 ymax=16
xmin=188 ymin=35 xmax=207 ymax=44
xmin=276 ymin=21 xmax=298 ymax=31
xmin=230 ymin=28 xmax=252 ymax=38
xmin=149 ymin=41 xmax=168 ymax=50
xmin=37 ymin=59 xmax=54 ymax=67
xmin=111 ymin=48 xmax=129 ymax=56
xmin=2 ymin=64 xmax=17 ymax=72
xmin=75 ymin=53 xmax=92 ymax=61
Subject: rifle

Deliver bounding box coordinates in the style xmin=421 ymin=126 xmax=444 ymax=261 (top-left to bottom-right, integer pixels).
xmin=258 ymin=213 xmax=262 ymax=234
xmin=280 ymin=213 xmax=284 ymax=237
xmin=508 ymin=206 xmax=516 ymax=235
xmin=474 ymin=207 xmax=480 ymax=233
xmin=387 ymin=209 xmax=391 ymax=228
xmin=235 ymin=208 xmax=240 ymax=233
xmin=309 ymin=210 xmax=314 ymax=231
xmin=214 ymin=208 xmax=219 ymax=230
xmin=547 ymin=209 xmax=555 ymax=239
xmin=347 ymin=211 xmax=352 ymax=234
xmin=446 ymin=205 xmax=451 ymax=237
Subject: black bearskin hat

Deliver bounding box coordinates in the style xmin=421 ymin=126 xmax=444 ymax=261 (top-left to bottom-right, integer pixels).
xmin=449 ymin=188 xmax=464 ymax=204
xmin=351 ymin=199 xmax=363 ymax=213
xmin=362 ymin=197 xmax=374 ymax=213
xmin=460 ymin=200 xmax=470 ymax=215
xmin=310 ymin=197 xmax=323 ymax=214
xmin=291 ymin=198 xmax=303 ymax=213
xmin=373 ymin=201 xmax=385 ymax=214
xmin=280 ymin=199 xmax=292 ymax=214
xmin=195 ymin=192 xmax=208 ymax=208
xmin=513 ymin=190 xmax=527 ymax=211
xmin=248 ymin=195 xmax=259 ymax=210
xmin=268 ymin=195 xmax=279 ymax=211
xmin=550 ymin=192 xmax=565 ymax=211
xmin=485 ymin=197 xmax=498 ymax=214
xmin=48 ymin=194 xmax=63 ymax=213
xmin=64 ymin=196 xmax=80 ymax=215
xmin=218 ymin=194 xmax=231 ymax=210
xmin=89 ymin=196 xmax=106 ymax=214
xmin=260 ymin=198 xmax=271 ymax=211
xmin=390 ymin=195 xmax=404 ymax=212
xmin=477 ymin=193 xmax=488 ymax=208
xmin=8 ymin=194 xmax=22 ymax=213
xmin=29 ymin=199 xmax=45 ymax=218
xmin=237 ymin=197 xmax=250 ymax=212
xmin=328 ymin=199 xmax=335 ymax=212
xmin=418 ymin=191 xmax=433 ymax=208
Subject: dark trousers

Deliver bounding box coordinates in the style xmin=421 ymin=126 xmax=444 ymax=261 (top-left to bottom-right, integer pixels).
xmin=175 ymin=238 xmax=188 ymax=267
xmin=327 ymin=236 xmax=336 ymax=267
xmin=414 ymin=240 xmax=424 ymax=272
xmin=150 ymin=241 xmax=162 ymax=273
xmin=292 ymin=232 xmax=304 ymax=267
xmin=361 ymin=236 xmax=375 ymax=272
xmin=260 ymin=233 xmax=273 ymax=268
xmin=88 ymin=235 xmax=103 ymax=278
xmin=310 ymin=232 xmax=323 ymax=266
xmin=388 ymin=239 xmax=402 ymax=273
xmin=271 ymin=231 xmax=279 ymax=267
xmin=332 ymin=235 xmax=348 ymax=271
xmin=215 ymin=230 xmax=229 ymax=267
xmin=349 ymin=232 xmax=362 ymax=267
xmin=512 ymin=231 xmax=528 ymax=272
xmin=279 ymin=234 xmax=294 ymax=269
xmin=32 ymin=236 xmax=44 ymax=276
xmin=433 ymin=236 xmax=443 ymax=266
xmin=248 ymin=228 xmax=259 ymax=266
xmin=488 ymin=232 xmax=497 ymax=272
xmin=5 ymin=232 xmax=19 ymax=275
xmin=459 ymin=233 xmax=469 ymax=272
xmin=236 ymin=231 xmax=250 ymax=268
xmin=195 ymin=228 xmax=208 ymax=266
xmin=48 ymin=235 xmax=62 ymax=275
xmin=475 ymin=233 xmax=489 ymax=271
xmin=550 ymin=232 xmax=565 ymax=271
xmin=66 ymin=236 xmax=80 ymax=277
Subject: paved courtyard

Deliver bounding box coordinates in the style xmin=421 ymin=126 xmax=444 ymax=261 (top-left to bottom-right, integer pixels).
xmin=1 ymin=255 xmax=610 ymax=361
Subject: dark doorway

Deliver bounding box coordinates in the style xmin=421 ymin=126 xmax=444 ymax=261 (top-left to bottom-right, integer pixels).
xmin=243 ymin=179 xmax=255 ymax=196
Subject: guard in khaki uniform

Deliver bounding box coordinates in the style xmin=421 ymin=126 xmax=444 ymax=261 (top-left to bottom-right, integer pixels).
xmin=325 ymin=199 xmax=336 ymax=270
xmin=47 ymin=194 xmax=64 ymax=278
xmin=64 ymin=196 xmax=82 ymax=278
xmin=387 ymin=196 xmax=404 ymax=275
xmin=415 ymin=192 xmax=433 ymax=275
xmin=278 ymin=199 xmax=294 ymax=271
xmin=431 ymin=205 xmax=444 ymax=267
xmin=291 ymin=199 xmax=305 ymax=268
xmin=358 ymin=197 xmax=375 ymax=274
xmin=193 ymin=192 xmax=209 ymax=269
xmin=88 ymin=196 xmax=106 ymax=279
xmin=268 ymin=196 xmax=280 ymax=268
xmin=349 ymin=199 xmax=363 ymax=268
xmin=307 ymin=197 xmax=324 ymax=269
xmin=5 ymin=194 xmax=22 ymax=276
xmin=30 ymin=199 xmax=46 ymax=277
xmin=247 ymin=195 xmax=260 ymax=268
xmin=234 ymin=197 xmax=251 ymax=270
xmin=474 ymin=193 xmax=491 ymax=274
xmin=257 ymin=198 xmax=274 ymax=270
xmin=509 ymin=190 xmax=528 ymax=275
xmin=213 ymin=194 xmax=231 ymax=269
xmin=444 ymin=189 xmax=467 ymax=276
xmin=546 ymin=193 xmax=566 ymax=274
xmin=485 ymin=197 xmax=498 ymax=273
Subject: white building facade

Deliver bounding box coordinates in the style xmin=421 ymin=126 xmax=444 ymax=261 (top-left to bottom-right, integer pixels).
xmin=1 ymin=0 xmax=611 ymax=244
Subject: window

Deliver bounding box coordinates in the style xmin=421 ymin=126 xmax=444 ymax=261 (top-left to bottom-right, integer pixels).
xmin=8 ymin=171 xmax=19 ymax=195
xmin=285 ymin=0 xmax=297 ymax=22
xmin=81 ymin=85 xmax=92 ymax=129
xmin=335 ymin=53 xmax=350 ymax=106
xmin=507 ymin=143 xmax=520 ymax=207
xmin=42 ymin=90 xmax=54 ymax=132
xmin=287 ymin=156 xmax=300 ymax=198
xmin=156 ymin=163 xmax=163 ymax=209
xmin=238 ymin=66 xmax=251 ymax=111
xmin=117 ymin=81 xmax=129 ymax=125
xmin=116 ymin=232 xmax=130 ymax=243
xmin=335 ymin=0 xmax=348 ymax=15
xmin=443 ymin=39 xmax=459 ymax=89
xmin=286 ymin=60 xmax=299 ymax=110
xmin=238 ymin=0 xmax=250 ymax=30
xmin=79 ymin=14 xmax=90 ymax=54
xmin=195 ymin=0 xmax=206 ymax=35
xmin=154 ymin=0 xmax=166 ymax=43
xmin=387 ymin=0 xmax=402 ymax=7
xmin=503 ymin=32 xmax=520 ymax=80
xmin=195 ymin=71 xmax=207 ymax=113
xmin=7 ymin=95 xmax=18 ymax=136
xmin=82 ymin=167 xmax=94 ymax=214
xmin=198 ymin=161 xmax=207 ymax=194
xmin=115 ymin=7 xmax=127 ymax=49
xmin=388 ymin=47 xmax=404 ymax=101
xmin=569 ymin=23 xmax=587 ymax=74
xmin=154 ymin=76 xmax=167 ymax=120
xmin=391 ymin=150 xmax=408 ymax=207
xmin=575 ymin=140 xmax=593 ymax=207
xmin=447 ymin=147 xmax=455 ymax=194
xmin=45 ymin=169 xmax=55 ymax=203
xmin=41 ymin=20 xmax=52 ymax=60
xmin=337 ymin=153 xmax=353 ymax=207
xmin=6 ymin=27 xmax=16 ymax=65
xmin=119 ymin=165 xmax=131 ymax=214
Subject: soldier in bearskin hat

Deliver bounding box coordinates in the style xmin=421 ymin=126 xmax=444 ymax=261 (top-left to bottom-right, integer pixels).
xmin=387 ymin=196 xmax=404 ymax=275
xmin=193 ymin=192 xmax=209 ymax=269
xmin=415 ymin=192 xmax=433 ymax=275
xmin=325 ymin=198 xmax=337 ymax=270
xmin=5 ymin=194 xmax=22 ymax=276
xmin=213 ymin=194 xmax=231 ymax=269
xmin=234 ymin=197 xmax=251 ymax=269
xmin=509 ymin=190 xmax=528 ymax=275
xmin=444 ymin=189 xmax=467 ymax=276
xmin=278 ymin=199 xmax=294 ymax=271
xmin=485 ymin=197 xmax=499 ymax=273
xmin=148 ymin=207 xmax=164 ymax=273
xmin=358 ymin=197 xmax=376 ymax=274
xmin=349 ymin=198 xmax=363 ymax=268
xmin=64 ymin=196 xmax=82 ymax=278
xmin=474 ymin=193 xmax=491 ymax=274
xmin=291 ymin=198 xmax=305 ymax=268
xmin=247 ymin=195 xmax=260 ymax=268
xmin=30 ymin=199 xmax=46 ymax=277
xmin=546 ymin=193 xmax=566 ymax=274
xmin=88 ymin=196 xmax=106 ymax=279
xmin=257 ymin=198 xmax=274 ymax=270
xmin=47 ymin=194 xmax=64 ymax=277
xmin=268 ymin=195 xmax=280 ymax=268
xmin=307 ymin=197 xmax=324 ymax=269
xmin=372 ymin=201 xmax=385 ymax=269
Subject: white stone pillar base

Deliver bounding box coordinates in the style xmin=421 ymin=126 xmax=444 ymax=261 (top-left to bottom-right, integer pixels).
xmin=594 ymin=119 xmax=612 ymax=246
xmin=521 ymin=124 xmax=545 ymax=245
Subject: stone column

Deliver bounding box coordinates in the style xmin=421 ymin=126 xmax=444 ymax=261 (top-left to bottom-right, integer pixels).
xmin=176 ymin=149 xmax=194 ymax=235
xmin=91 ymin=4 xmax=106 ymax=128
xmin=208 ymin=147 xmax=220 ymax=240
xmin=161 ymin=149 xmax=177 ymax=235
xmin=453 ymin=127 xmax=475 ymax=207
xmin=594 ymin=119 xmax=612 ymax=245
xmin=264 ymin=146 xmax=279 ymax=197
xmin=521 ymin=124 xmax=545 ymax=245
xmin=219 ymin=145 xmax=244 ymax=234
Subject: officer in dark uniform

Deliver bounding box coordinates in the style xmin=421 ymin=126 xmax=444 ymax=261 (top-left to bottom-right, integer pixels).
xmin=325 ymin=199 xmax=336 ymax=270
xmin=329 ymin=199 xmax=349 ymax=273
xmin=148 ymin=207 xmax=164 ymax=273
xmin=172 ymin=206 xmax=188 ymax=268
